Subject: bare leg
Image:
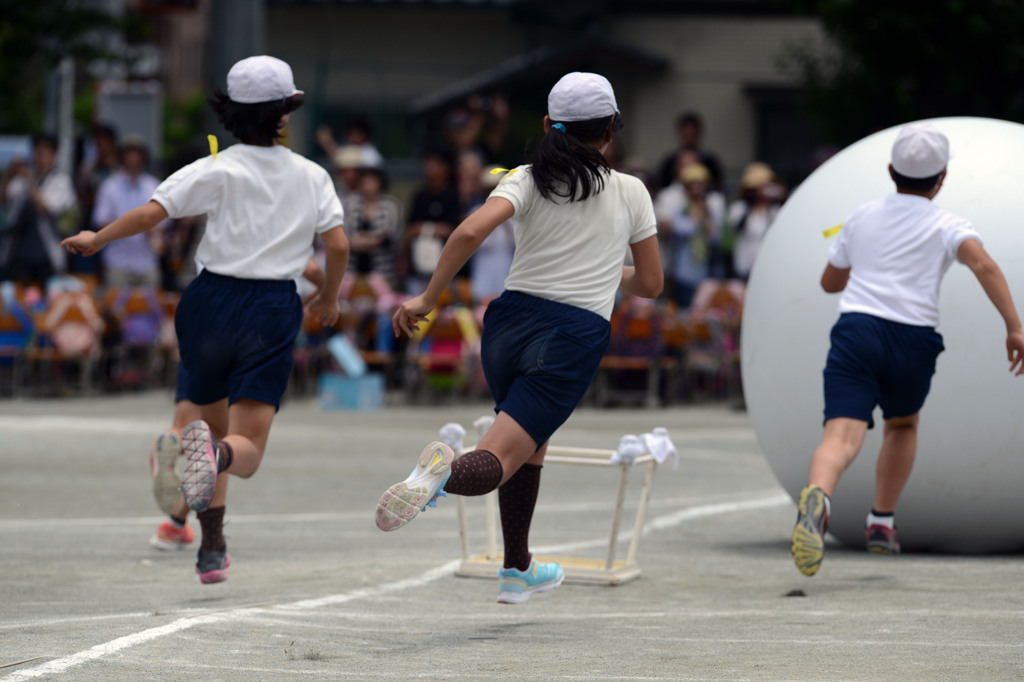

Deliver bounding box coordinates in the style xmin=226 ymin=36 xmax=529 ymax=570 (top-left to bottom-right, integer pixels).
xmin=873 ymin=414 xmax=918 ymax=513
xmin=807 ymin=417 xmax=869 ymax=496
xmin=198 ymin=398 xmax=230 ymax=447
xmin=171 ymin=399 xmax=203 ymax=438
xmin=477 ymin=411 xmax=543 ymax=485
xmin=206 ymin=398 xmax=276 ymax=509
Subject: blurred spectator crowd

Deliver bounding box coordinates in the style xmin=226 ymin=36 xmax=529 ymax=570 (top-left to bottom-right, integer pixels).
xmin=0 ymin=100 xmax=805 ymax=406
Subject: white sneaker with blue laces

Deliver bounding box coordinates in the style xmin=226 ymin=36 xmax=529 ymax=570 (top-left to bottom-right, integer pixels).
xmin=496 ymin=557 xmax=565 ymax=604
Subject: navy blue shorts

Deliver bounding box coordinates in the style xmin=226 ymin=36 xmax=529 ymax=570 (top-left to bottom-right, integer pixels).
xmin=823 ymin=312 xmax=944 ymax=429
xmin=481 ymin=291 xmax=611 ymax=448
xmin=174 ymin=362 xmax=188 ymax=403
xmin=175 ymin=270 xmax=302 ymax=409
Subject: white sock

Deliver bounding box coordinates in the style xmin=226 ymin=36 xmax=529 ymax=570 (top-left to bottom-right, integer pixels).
xmin=867 ymin=510 xmax=895 ymax=529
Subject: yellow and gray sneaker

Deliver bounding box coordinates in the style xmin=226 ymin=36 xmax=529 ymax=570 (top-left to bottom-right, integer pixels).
xmin=791 ymin=485 xmax=830 ymax=577
xmin=375 ymin=442 xmax=454 ymax=532
xmin=150 ymin=431 xmax=183 ymax=515
xmin=497 ymin=557 xmax=565 ymax=604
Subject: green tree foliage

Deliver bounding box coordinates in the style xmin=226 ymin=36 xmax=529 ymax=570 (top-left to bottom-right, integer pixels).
xmin=0 ymin=0 xmax=122 ymax=132
xmin=782 ymin=0 xmax=1024 ymax=145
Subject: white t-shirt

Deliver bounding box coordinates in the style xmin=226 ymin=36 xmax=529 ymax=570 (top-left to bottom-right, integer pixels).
xmin=828 ymin=193 xmax=981 ymax=327
xmin=490 ymin=165 xmax=657 ymax=320
xmin=152 ymin=144 xmax=344 ymax=281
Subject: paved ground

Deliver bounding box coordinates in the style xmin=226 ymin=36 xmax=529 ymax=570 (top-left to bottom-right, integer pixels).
xmin=1 ymin=391 xmax=1022 ymax=681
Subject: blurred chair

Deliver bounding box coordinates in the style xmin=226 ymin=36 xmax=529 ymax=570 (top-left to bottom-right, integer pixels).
xmin=0 ymin=282 xmax=35 ymax=396
xmin=25 ymin=290 xmax=105 ymax=395
xmin=404 ymin=305 xmax=479 ymax=403
xmin=593 ymin=298 xmax=674 ymax=407
xmin=104 ymin=286 xmax=165 ymax=390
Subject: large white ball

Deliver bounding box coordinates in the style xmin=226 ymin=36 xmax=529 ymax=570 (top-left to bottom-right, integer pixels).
xmin=742 ymin=117 xmax=1024 ymax=553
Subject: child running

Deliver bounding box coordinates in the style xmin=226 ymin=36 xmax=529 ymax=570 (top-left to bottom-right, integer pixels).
xmin=791 ymin=123 xmax=1024 ymax=577
xmin=147 ymin=259 xmax=327 ymax=551
xmin=63 ymin=55 xmax=349 ymax=583
xmin=377 ymin=72 xmax=663 ymax=603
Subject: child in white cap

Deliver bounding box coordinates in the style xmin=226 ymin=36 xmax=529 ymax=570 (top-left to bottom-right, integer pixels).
xmin=377 ymin=72 xmax=663 ymax=603
xmin=62 ymin=55 xmax=349 ymax=584
xmin=791 ymin=122 xmax=1024 ymax=577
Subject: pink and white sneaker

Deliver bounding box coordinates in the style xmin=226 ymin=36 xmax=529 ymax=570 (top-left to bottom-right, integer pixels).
xmin=196 ymin=547 xmax=230 ymax=584
xmin=181 ymin=421 xmax=218 ymax=512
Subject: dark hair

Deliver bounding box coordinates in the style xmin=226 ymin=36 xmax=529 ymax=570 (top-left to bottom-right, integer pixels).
xmin=117 ymin=136 xmax=149 ymax=165
xmin=891 ymin=167 xmax=942 ymax=193
xmin=677 ymin=111 xmax=703 ymax=131
xmin=529 ymin=114 xmax=620 ymax=202
xmin=207 ymin=90 xmax=304 ymax=145
xmin=32 ymin=133 xmax=58 ymax=151
xmin=346 ymin=114 xmax=372 ymax=138
xmin=422 ymin=143 xmax=456 ymax=171
xmin=92 ymin=122 xmax=117 ymax=141
xmin=362 ymin=165 xmax=389 ymax=191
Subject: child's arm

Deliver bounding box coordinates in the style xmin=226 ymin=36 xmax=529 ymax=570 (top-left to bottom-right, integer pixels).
xmin=393 ymin=196 xmax=513 ymax=337
xmin=61 ymin=200 xmax=169 ymax=256
xmin=621 ymin=235 xmax=664 ymax=299
xmin=958 ymin=238 xmax=1024 ymax=375
xmin=820 ymin=263 xmax=850 ymax=293
xmin=300 ymin=257 xmax=326 ymax=306
xmin=306 ymin=225 xmax=349 ymax=328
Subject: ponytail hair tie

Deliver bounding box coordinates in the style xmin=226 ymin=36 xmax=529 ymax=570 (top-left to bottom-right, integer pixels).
xmin=551 ymin=123 xmax=566 ymax=133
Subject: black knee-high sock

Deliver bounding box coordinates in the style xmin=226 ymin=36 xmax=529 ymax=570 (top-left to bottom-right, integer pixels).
xmin=498 ymin=463 xmax=542 ymax=572
xmin=442 ymin=449 xmax=504 ymax=496
xmin=198 ymin=506 xmax=226 ymax=552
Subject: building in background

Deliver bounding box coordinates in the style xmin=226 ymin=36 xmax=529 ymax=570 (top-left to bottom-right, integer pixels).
xmin=263 ymin=0 xmax=824 ymax=192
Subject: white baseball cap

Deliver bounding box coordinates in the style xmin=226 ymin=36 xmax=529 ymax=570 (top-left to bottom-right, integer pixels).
xmin=227 ymin=55 xmax=303 ymax=104
xmin=891 ymin=123 xmax=950 ymax=178
xmin=547 ymin=72 xmax=619 ymax=122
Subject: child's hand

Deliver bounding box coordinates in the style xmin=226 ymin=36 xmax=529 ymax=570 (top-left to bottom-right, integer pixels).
xmin=393 ymin=294 xmax=433 ymax=337
xmin=61 ymin=231 xmax=103 ymax=256
xmin=307 ymin=292 xmax=340 ymax=328
xmin=1006 ymin=330 xmax=1024 ymax=376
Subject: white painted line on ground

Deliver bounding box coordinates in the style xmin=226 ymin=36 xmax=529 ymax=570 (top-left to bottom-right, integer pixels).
xmin=0 ymin=490 xmax=791 ymax=530
xmin=535 ymin=493 xmax=791 ymax=555
xmin=2 ymin=492 xmax=786 ymax=680
xmin=0 ymin=415 xmax=165 ymax=435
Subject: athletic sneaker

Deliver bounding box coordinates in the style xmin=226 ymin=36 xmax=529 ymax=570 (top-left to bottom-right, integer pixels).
xmin=375 ymin=441 xmax=454 ymax=532
xmin=866 ymin=524 xmax=901 ymax=555
xmin=496 ymin=558 xmax=565 ymax=604
xmin=196 ymin=546 xmax=231 ymax=584
xmin=181 ymin=420 xmax=218 ymax=512
xmin=791 ymin=484 xmax=830 ymax=577
xmin=149 ymin=520 xmax=195 ymax=551
xmin=150 ymin=432 xmax=183 ymax=515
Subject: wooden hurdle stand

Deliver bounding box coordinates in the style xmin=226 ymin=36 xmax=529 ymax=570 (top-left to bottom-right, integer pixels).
xmin=453 ymin=439 xmax=660 ymax=586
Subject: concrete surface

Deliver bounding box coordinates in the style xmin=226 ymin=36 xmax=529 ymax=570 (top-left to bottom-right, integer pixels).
xmin=1 ymin=392 xmax=1022 ymax=681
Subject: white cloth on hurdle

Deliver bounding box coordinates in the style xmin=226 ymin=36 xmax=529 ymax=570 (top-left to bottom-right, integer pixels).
xmin=473 ymin=416 xmax=495 ymax=441
xmin=643 ymin=428 xmax=678 ymax=469
xmin=611 ymin=428 xmax=678 ymax=469
xmin=612 ymin=434 xmax=647 ymax=465
xmin=439 ymin=423 xmax=466 ymax=452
